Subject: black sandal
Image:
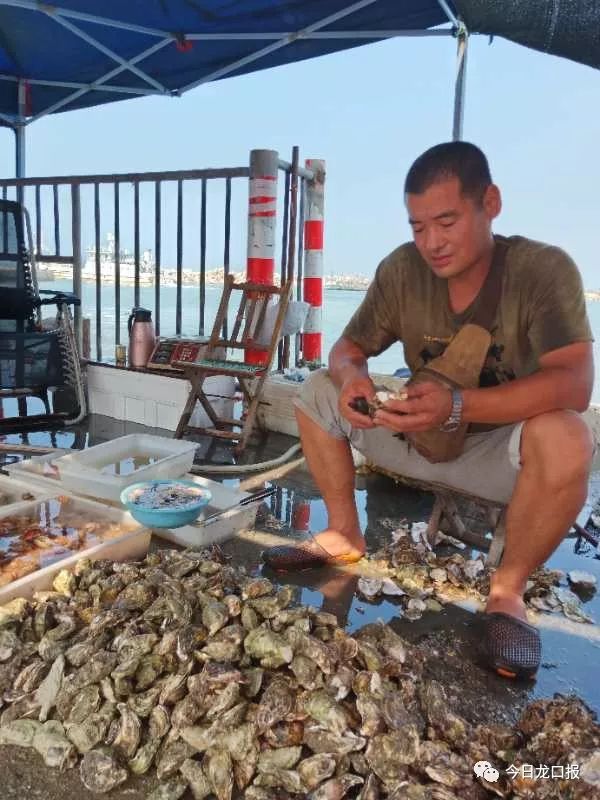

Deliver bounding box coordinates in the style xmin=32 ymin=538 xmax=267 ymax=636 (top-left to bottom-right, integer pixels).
xmin=262 ymin=537 xmax=364 ymax=572
xmin=480 ymin=612 xmax=541 ymax=680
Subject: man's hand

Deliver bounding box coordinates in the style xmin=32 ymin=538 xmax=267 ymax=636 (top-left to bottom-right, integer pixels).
xmin=339 ymin=375 xmax=377 ymax=429
xmin=373 ymin=381 xmax=453 ymax=432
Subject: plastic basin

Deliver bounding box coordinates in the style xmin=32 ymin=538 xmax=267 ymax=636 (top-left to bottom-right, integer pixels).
xmin=120 ymin=479 xmax=212 ymax=529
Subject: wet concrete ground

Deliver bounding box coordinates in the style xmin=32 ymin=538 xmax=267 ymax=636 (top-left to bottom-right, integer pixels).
xmin=249 ymin=467 xmax=600 ymax=717
xmin=1 ymin=416 xmax=599 ymax=798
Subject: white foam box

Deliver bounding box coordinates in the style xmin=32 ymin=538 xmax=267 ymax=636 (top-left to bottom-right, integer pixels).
xmin=256 ymin=373 xmax=303 ymax=437
xmin=152 ymin=474 xmax=260 ymax=549
xmin=87 ymin=363 xmax=235 ymax=431
xmin=0 ymin=493 xmax=150 ymax=604
xmin=255 ymin=371 xmax=409 ymax=438
xmin=51 ymin=434 xmax=198 ymax=503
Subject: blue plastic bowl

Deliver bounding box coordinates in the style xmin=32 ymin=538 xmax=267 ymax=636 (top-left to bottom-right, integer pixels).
xmin=120 ymin=479 xmax=212 ymax=529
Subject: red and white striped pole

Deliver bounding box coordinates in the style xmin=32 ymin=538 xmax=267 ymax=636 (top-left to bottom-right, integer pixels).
xmin=246 ymin=149 xmax=279 ymax=366
xmin=292 ymin=497 xmax=311 ymax=534
xmin=302 ymin=159 xmax=325 ymax=365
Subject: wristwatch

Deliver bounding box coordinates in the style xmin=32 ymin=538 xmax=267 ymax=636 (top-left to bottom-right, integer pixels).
xmin=439 ymin=389 xmax=463 ymax=432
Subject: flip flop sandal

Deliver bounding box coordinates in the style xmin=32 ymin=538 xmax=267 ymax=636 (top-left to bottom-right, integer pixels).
xmin=480 ymin=611 xmax=541 ymax=680
xmin=262 ymin=537 xmax=364 ymax=572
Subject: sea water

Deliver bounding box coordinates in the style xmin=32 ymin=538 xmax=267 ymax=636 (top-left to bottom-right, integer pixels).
xmin=42 ymin=278 xmax=600 ymax=403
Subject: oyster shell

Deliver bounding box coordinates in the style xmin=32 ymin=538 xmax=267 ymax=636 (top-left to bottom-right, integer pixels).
xmin=66 ymin=700 xmax=115 ymax=753
xmin=156 ymin=738 xmax=196 ymax=780
xmin=129 ymin=736 xmax=162 ymax=775
xmin=13 ymin=660 xmax=50 ymax=694
xmin=79 ymin=749 xmax=128 ymax=794
xmin=419 ymin=680 xmax=468 ymax=748
xmin=244 ymin=624 xmax=293 ymax=668
xmin=180 ymin=757 xmax=212 ymax=799
xmin=357 ymin=773 xmax=381 ymax=799
xmin=257 ymin=745 xmax=302 ymax=772
xmin=297 ymin=753 xmax=337 ymax=790
xmin=303 ymin=689 xmax=349 ymax=735
xmin=112 ymin=701 xmax=141 ymax=758
xmin=254 ymin=767 xmax=305 ymax=794
xmin=149 ymin=703 xmax=171 ymax=738
xmin=146 ymin=778 xmax=189 ymax=800
xmin=290 ymin=653 xmax=323 ymax=690
xmin=356 ymin=691 xmax=386 ymax=736
xmin=35 ymin=653 xmax=64 ymax=722
xmin=0 ymin=718 xmax=43 ymax=746
xmin=255 ymin=677 xmax=295 ymax=732
xmin=357 ymin=578 xmax=383 ymax=600
xmin=1 ymin=545 xmax=598 ymax=800
xmin=309 ymin=774 xmax=364 ymax=800
xmin=264 ymin=720 xmax=304 ymax=749
xmin=366 ymin=731 xmax=420 ymax=780
xmin=204 ymin=746 xmax=234 ymax=800
xmin=127 ymin=683 xmax=162 ymax=717
xmin=241 ymin=577 xmax=274 ymax=599
xmin=234 ymin=747 xmax=259 ymax=791
xmin=568 ymin=569 xmax=597 ymax=591
xmin=32 ymin=720 xmax=78 ymax=769
xmin=303 ymin=726 xmax=367 ymax=755
xmin=200 ymin=598 xmax=229 ymax=636
xmin=0 ymin=628 xmax=19 ymax=661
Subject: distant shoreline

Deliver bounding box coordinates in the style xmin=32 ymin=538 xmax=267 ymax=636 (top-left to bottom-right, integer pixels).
xmin=37 ymin=266 xmax=600 ymax=298
xmin=38 ymin=266 xmax=371 ymax=291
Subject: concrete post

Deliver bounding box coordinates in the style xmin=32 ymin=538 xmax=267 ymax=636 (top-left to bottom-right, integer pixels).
xmin=246 ymin=148 xmax=279 ymax=365
xmin=302 ymin=159 xmax=325 ymax=365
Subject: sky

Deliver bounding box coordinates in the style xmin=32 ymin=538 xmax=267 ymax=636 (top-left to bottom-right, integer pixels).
xmin=5 ymin=30 xmax=600 ymax=287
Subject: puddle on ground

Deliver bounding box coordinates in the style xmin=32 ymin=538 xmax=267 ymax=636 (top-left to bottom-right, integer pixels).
xmin=260 ymin=562 xmax=600 ymax=719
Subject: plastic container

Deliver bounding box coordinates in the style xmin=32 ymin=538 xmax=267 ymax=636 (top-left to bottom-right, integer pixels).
xmin=121 ymin=479 xmax=211 ymax=528
xmin=3 ymin=451 xmax=68 ymax=491
xmin=0 ymin=492 xmax=150 ymax=604
xmin=52 ymin=434 xmax=198 ymax=502
xmin=0 ymin=474 xmax=54 ymax=509
xmin=153 ymin=474 xmax=261 ymax=549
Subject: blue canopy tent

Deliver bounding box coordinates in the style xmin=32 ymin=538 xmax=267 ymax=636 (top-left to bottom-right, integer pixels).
xmin=0 ymin=0 xmax=599 ymax=176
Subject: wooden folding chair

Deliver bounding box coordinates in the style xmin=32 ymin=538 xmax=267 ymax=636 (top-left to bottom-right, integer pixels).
xmin=174 ymin=276 xmax=292 ymax=453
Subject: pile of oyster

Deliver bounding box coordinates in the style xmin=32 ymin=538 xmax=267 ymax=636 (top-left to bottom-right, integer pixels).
xmin=358 ymin=524 xmax=596 ymax=624
xmin=0 ymin=548 xmax=598 ymax=799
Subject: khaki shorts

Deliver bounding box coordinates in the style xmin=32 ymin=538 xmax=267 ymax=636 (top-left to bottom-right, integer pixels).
xmin=295 ymin=368 xmax=523 ymax=505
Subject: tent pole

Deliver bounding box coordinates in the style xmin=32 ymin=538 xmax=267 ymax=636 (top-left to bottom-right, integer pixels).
xmin=15 ymin=78 xmax=26 ymax=207
xmin=15 ymin=126 xmax=25 ymax=179
xmin=452 ymin=24 xmax=468 ymax=140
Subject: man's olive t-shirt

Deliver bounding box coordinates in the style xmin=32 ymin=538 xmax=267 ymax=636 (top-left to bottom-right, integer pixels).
xmin=343 ymin=235 xmax=592 ymax=393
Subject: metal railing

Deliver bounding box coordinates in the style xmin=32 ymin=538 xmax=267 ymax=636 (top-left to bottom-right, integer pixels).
xmin=0 ymin=148 xmax=311 ymax=370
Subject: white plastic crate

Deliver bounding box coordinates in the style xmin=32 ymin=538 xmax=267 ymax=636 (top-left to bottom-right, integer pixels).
xmin=3 ymin=452 xmax=66 ymax=491
xmin=51 ymin=434 xmax=198 ymax=502
xmin=0 ymin=474 xmax=55 ymax=509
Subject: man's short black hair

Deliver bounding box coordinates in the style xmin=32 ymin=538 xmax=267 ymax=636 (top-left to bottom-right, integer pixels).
xmin=404 ymin=141 xmax=492 ymax=203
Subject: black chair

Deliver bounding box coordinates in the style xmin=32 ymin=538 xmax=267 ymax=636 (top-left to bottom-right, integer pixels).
xmin=0 ymin=199 xmax=86 ymax=430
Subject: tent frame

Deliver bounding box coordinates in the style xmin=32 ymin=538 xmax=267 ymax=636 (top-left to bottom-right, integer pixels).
xmin=0 ymin=0 xmax=468 ymax=176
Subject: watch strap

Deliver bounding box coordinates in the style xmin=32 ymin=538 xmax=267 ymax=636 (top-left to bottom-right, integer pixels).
xmin=439 ymin=389 xmax=463 ymax=432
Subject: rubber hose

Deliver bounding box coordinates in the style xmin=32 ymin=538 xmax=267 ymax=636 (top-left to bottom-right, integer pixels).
xmin=190 ymin=442 xmax=302 ymax=474
xmin=0 ymin=440 xmax=304 ymax=478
